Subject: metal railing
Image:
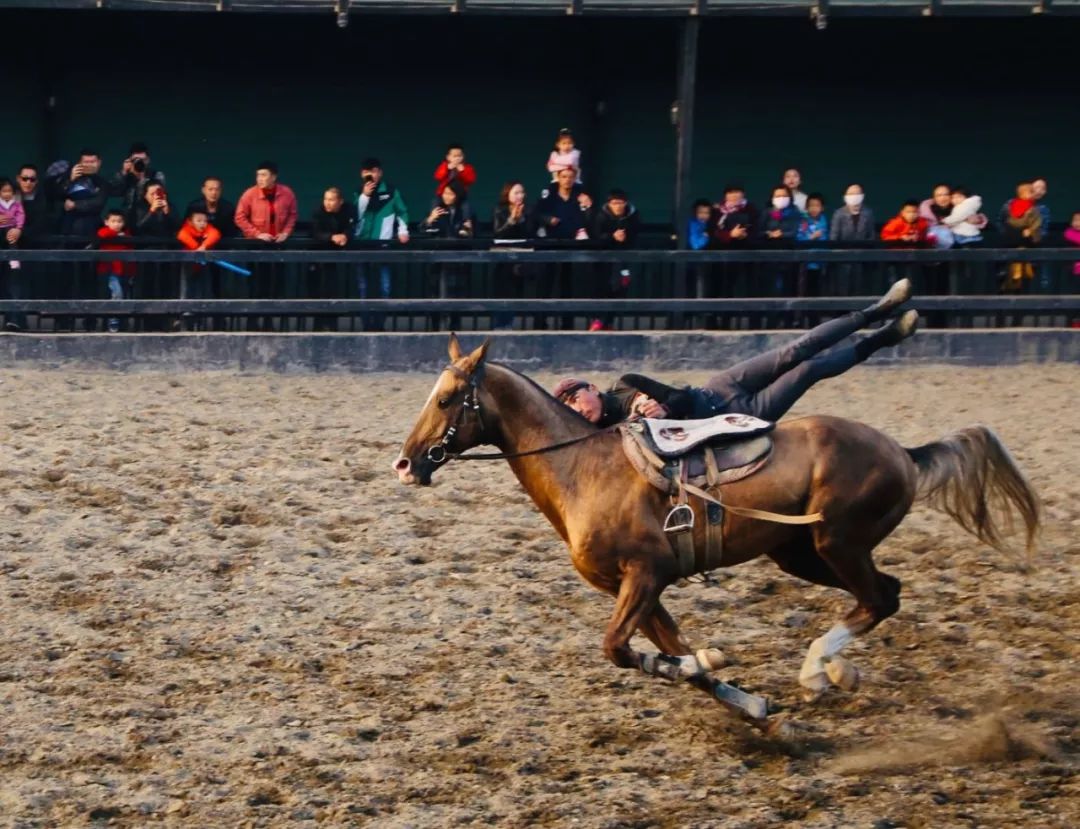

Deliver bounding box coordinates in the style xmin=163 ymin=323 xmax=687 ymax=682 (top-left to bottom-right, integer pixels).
xmin=8 ymin=1 xmax=1080 ymax=17
xmin=1 ymin=243 xmax=1077 ymax=332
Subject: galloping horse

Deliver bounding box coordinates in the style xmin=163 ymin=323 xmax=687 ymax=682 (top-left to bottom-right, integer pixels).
xmin=394 ymin=335 xmax=1040 ymax=722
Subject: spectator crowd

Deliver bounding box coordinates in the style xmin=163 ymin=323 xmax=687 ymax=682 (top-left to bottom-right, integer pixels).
xmin=1 ymin=129 xmax=1077 ymax=332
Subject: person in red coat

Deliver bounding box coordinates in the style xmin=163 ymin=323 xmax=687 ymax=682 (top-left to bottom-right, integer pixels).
xmin=97 ymin=210 xmax=136 ymax=332
xmin=433 ymin=142 xmax=477 ymax=196
xmin=234 ymin=160 xmax=298 ymax=329
xmin=880 ymin=201 xmax=930 ymax=244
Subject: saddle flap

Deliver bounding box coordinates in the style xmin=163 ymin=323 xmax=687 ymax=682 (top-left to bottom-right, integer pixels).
xmin=643 ymin=413 xmax=774 ymax=458
xmin=678 ymin=435 xmax=774 ymax=481
xmin=619 ymin=421 xmax=772 ymax=496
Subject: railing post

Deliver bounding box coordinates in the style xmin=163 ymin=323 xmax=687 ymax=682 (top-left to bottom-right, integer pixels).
xmin=672 ymin=14 xmax=700 ymax=327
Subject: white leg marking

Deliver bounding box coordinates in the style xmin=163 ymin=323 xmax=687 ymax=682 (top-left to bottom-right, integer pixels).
xmin=638 ymin=652 xmax=704 ymax=680
xmin=799 ymin=623 xmax=854 ymax=691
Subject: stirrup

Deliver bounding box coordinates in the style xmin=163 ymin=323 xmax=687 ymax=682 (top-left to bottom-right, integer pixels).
xmin=663 ymin=504 xmax=695 ymax=534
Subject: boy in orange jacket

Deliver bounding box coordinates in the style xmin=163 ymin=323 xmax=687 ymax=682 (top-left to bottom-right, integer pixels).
xmin=176 ymin=207 xmax=223 ymax=329
xmin=880 ymin=200 xmax=930 ymax=244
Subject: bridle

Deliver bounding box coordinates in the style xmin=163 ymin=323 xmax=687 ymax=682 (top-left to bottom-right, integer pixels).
xmin=426 ymin=362 xmax=486 ymax=465
xmin=425 ymin=361 xmax=613 ymax=465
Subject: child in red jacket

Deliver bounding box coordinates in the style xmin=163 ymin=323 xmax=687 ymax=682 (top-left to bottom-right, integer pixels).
xmin=97 ymin=209 xmax=135 ymax=332
xmin=880 ymin=201 xmax=930 ymax=244
xmin=433 ymin=142 xmax=477 ymax=196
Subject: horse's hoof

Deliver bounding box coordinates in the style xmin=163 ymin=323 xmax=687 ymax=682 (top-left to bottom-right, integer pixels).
xmin=799 ymin=673 xmax=828 ymax=703
xmin=825 ymin=656 xmax=860 ymax=692
xmin=696 ymin=648 xmax=727 ymax=672
xmin=766 ymin=716 xmax=808 ymax=741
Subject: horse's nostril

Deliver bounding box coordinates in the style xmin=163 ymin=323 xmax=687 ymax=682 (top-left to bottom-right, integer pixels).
xmin=394 ymin=457 xmax=410 ymax=472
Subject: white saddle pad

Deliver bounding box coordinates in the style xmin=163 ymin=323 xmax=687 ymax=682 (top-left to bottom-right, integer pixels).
xmin=644 ymin=413 xmax=773 ymax=456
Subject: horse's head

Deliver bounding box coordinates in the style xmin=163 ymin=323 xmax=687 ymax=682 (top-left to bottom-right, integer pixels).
xmin=394 ymin=333 xmax=492 ymax=486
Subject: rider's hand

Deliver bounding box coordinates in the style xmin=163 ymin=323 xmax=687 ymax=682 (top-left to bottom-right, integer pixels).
xmin=634 ymin=396 xmax=668 ymax=419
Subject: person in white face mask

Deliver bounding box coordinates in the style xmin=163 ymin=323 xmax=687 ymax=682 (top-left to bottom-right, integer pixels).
xmin=830 ymin=184 xmax=877 ymax=293
xmin=830 ymin=184 xmax=876 ymax=243
xmin=762 ymin=185 xmax=802 ymax=241
xmin=762 ymin=185 xmax=803 ymax=298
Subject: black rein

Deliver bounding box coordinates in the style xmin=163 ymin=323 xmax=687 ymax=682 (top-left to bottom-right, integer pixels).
xmin=427 ymin=361 xmax=615 ymax=463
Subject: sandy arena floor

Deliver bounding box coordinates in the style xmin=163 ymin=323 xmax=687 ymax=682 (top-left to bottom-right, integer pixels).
xmin=0 ymin=363 xmax=1077 ymax=828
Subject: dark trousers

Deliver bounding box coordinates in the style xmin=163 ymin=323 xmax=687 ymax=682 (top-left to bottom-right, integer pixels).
xmin=704 ymin=310 xmax=874 ymax=422
xmin=179 ymin=264 xmax=213 ymax=330
xmin=591 ymin=263 xmax=631 ymax=327
xmin=492 ymin=262 xmax=534 ymax=330
xmin=2 ymin=262 xmax=28 ymax=329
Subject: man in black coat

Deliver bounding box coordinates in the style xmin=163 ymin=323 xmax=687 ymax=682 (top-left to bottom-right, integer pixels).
xmin=589 ymin=189 xmax=641 ymax=330
xmin=109 ymin=141 xmax=167 ymax=224
xmin=553 ymin=281 xmax=918 ymax=426
xmin=186 ymin=176 xmax=237 ymax=238
xmin=57 ymin=150 xmax=109 ymax=238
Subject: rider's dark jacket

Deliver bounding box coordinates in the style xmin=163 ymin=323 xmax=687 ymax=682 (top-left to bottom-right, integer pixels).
xmin=596 ymin=374 xmax=729 ymax=428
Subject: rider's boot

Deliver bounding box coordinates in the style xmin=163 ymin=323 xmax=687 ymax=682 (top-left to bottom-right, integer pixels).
xmin=862 ymin=278 xmax=913 ymax=323
xmin=856 ymin=310 xmax=920 ymax=359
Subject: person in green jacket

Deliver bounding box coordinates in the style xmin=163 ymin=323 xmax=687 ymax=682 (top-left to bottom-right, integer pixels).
xmin=353 ymin=157 xmax=410 ymax=305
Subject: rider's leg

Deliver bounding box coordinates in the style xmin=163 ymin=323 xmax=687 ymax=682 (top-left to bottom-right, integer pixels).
xmin=740 ymin=310 xmax=919 ymax=422
xmin=705 ymin=279 xmax=912 ymax=397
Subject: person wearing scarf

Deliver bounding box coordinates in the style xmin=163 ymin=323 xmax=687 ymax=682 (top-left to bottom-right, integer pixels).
xmin=712 ymin=185 xmax=759 ymax=246
xmin=997 ymin=181 xmax=1043 ymax=292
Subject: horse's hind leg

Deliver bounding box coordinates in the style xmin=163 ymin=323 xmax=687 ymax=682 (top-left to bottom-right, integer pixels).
xmin=798 ymin=546 xmax=902 ymax=701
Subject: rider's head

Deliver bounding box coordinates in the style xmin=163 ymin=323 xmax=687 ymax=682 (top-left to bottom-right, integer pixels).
xmin=553 ymin=377 xmax=603 ymax=424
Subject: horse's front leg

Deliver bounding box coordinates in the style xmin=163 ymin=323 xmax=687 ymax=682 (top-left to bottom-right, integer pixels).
xmin=638 ymin=601 xmax=728 ymax=678
xmin=605 ymin=571 xmax=768 ymax=720
xmin=600 ymin=565 xmax=704 ymax=679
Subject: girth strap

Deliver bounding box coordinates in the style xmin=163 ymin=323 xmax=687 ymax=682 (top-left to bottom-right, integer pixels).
xmin=681 ymin=480 xmax=824 ymax=526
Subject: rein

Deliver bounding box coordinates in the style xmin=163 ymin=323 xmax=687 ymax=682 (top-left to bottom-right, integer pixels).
xmin=436 ymin=429 xmax=612 ymax=462
xmin=426 ymin=361 xmax=611 ymax=464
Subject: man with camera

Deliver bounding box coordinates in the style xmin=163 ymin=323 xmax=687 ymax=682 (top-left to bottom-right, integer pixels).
xmin=110 ymin=141 xmax=166 ymax=222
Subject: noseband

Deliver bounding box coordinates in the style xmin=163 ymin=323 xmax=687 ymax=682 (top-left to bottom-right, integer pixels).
xmin=426 ymin=362 xmax=486 ymax=465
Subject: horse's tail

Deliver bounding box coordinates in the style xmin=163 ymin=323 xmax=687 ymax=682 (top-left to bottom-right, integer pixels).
xmin=906 ymin=425 xmax=1040 ymax=562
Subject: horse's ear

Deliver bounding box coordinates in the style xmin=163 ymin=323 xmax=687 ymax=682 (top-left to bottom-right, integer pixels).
xmin=472 ymin=337 xmax=493 ymax=365
xmin=460 ymin=337 xmax=492 ymax=373
xmin=447 ymin=332 xmax=462 ymax=362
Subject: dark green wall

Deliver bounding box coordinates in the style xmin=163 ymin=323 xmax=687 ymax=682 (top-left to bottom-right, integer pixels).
xmin=4 ymin=11 xmax=1079 ymax=226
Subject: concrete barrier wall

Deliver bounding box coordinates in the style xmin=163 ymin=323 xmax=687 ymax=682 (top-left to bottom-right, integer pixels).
xmin=1 ymin=330 xmax=1077 ymax=373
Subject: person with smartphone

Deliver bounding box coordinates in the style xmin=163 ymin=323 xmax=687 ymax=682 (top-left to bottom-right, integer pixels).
xmin=352 ymin=157 xmax=410 ymax=328
xmin=58 ymin=150 xmax=108 ymax=238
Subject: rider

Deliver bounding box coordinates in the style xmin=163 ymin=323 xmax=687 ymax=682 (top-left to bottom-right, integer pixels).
xmin=553 ymin=280 xmax=918 ymax=426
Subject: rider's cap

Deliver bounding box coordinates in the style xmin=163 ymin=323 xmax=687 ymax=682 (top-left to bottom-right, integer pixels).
xmin=552 ymin=377 xmax=590 ymax=402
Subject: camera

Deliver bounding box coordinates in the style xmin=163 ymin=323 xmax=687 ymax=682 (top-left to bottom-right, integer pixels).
xmin=362 ymin=174 xmax=374 ymax=184
xmin=131 ymin=157 xmax=146 ymax=173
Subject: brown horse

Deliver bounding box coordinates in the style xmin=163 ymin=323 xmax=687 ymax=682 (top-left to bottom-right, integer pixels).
xmin=394 ymin=335 xmax=1040 ymax=722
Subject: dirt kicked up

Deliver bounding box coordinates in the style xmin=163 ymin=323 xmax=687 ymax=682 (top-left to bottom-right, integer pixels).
xmin=0 ymin=364 xmax=1077 ymax=828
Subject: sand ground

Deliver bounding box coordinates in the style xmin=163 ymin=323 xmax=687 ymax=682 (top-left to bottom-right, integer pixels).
xmin=1 ymin=364 xmax=1077 ymax=828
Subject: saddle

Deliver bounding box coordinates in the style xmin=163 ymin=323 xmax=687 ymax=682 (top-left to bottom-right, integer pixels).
xmin=620 ymin=416 xmax=774 ymax=497
xmin=619 ymin=414 xmax=821 ymax=579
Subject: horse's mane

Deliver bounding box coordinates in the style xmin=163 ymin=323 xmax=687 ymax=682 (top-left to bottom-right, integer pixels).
xmin=486 ymin=361 xmax=599 ymax=431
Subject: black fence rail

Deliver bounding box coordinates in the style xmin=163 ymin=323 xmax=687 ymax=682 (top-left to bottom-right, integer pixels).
xmin=1 ymin=246 xmax=1077 ymax=332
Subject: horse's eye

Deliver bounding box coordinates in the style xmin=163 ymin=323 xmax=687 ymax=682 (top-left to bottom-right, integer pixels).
xmin=437 ymin=397 xmax=450 ymax=408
